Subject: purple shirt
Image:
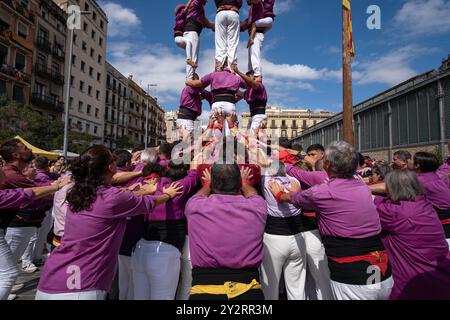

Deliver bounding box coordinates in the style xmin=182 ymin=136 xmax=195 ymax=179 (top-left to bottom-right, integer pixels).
xmin=247 ymin=1 xmax=264 ymax=24
xmin=0 ymin=188 xmax=34 ymax=209
xmin=146 ymin=170 xmax=199 ymax=222
xmin=174 ymin=8 xmax=187 ymax=36
xmin=185 ymin=194 xmax=267 ymax=269
xmin=245 ymin=82 xmax=267 ymax=104
xmin=38 ymin=186 xmax=157 ymax=293
xmin=34 ymin=169 xmax=60 ymax=186
xmin=180 ymin=86 xmax=212 ymax=115
xmin=186 ymin=0 xmax=207 ymax=24
xmin=418 ymin=172 xmax=450 ymax=210
xmin=286 ymin=165 xmax=328 ymax=190
xmin=201 ymin=70 xmax=247 ymax=94
xmin=375 ymin=196 xmax=450 ymax=300
xmin=437 ymin=161 xmax=450 ymax=188
xmin=292 ymin=178 xmax=382 ymax=238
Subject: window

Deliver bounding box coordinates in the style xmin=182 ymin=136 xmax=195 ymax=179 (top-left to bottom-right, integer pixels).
xmin=96 ymin=90 xmax=100 ymax=100
xmin=34 ymin=82 xmax=46 ymax=95
xmin=92 ymin=12 xmax=97 ymax=21
xmin=87 ymin=104 xmax=92 ymax=114
xmin=282 ymin=120 xmax=286 ymax=127
xmin=69 ymin=97 xmax=73 ymax=108
xmin=0 ymin=80 xmax=7 ymax=97
xmin=94 ymin=126 xmax=98 ymax=134
xmin=70 ymin=76 xmax=74 ymax=87
xmin=91 ymin=30 xmax=95 ymax=40
xmin=302 ymin=120 xmax=307 ymax=128
xmin=72 ymin=55 xmax=76 ymax=65
xmin=73 ymin=34 xmax=77 ymax=44
xmin=292 ymin=130 xmax=298 ymax=137
xmin=78 ymin=101 xmax=83 ymax=112
xmin=86 ymin=123 xmax=90 ymax=133
xmin=82 ymin=41 xmax=87 ymax=51
xmin=292 ymin=120 xmax=297 ymax=127
xmin=271 ymin=120 xmax=276 ymax=127
xmin=51 ymin=62 xmax=60 ymax=74
xmin=69 ymin=119 xmax=72 ymax=127
xmin=88 ymin=86 xmax=92 ymax=96
xmin=79 ymin=81 xmax=84 ymax=91
xmin=95 ymin=108 xmax=99 ymax=118
xmin=77 ymin=121 xmax=82 ymax=130
xmin=17 ymin=22 xmax=28 ymax=39
xmin=15 ymin=52 xmax=26 ymax=72
xmin=83 ymin=22 xmax=88 ymax=32
xmin=41 ymin=10 xmax=48 ymax=20
xmin=12 ymin=85 xmax=24 ymax=103
xmin=98 ymin=55 xmax=102 ymax=64
xmin=89 ymin=67 xmax=93 ymax=77
xmin=0 ymin=44 xmax=8 ymax=65
xmin=100 ymin=20 xmax=104 ymax=29
xmin=313 ymin=120 xmax=317 ymax=125
xmin=99 ymin=37 xmax=103 ymax=47
xmin=85 ymin=3 xmax=90 ymax=11
xmin=97 ymin=72 xmax=101 ymax=82
xmin=281 ymin=130 xmax=287 ymax=138
xmin=81 ymin=60 xmax=85 ymax=71
xmin=90 ymin=48 xmax=94 ymax=58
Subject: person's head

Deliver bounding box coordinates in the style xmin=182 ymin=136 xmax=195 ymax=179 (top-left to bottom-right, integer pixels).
xmin=370 ymin=164 xmax=391 ymax=184
xmin=413 ymin=152 xmax=440 ymax=174
xmin=33 ymin=156 xmax=49 ymax=170
xmin=142 ymin=163 xmax=165 ymax=179
xmin=392 ymin=150 xmax=412 ymax=170
xmin=141 ymin=148 xmax=158 ymax=164
xmin=158 ymin=142 xmax=173 ymax=160
xmin=22 ymin=162 xmax=37 ymax=180
xmin=385 ymin=170 xmax=425 ymax=202
xmin=0 ymin=139 xmax=34 ymax=167
xmin=57 ymin=156 xmax=66 ymax=165
xmin=66 ymin=145 xmax=117 ymax=212
xmin=114 ymin=149 xmax=132 ymax=170
xmin=53 ymin=162 xmax=62 ymax=172
xmin=306 ymin=144 xmax=325 ymax=162
xmin=165 ymin=161 xmax=189 ymax=181
xmin=323 ymin=141 xmax=358 ymax=179
xmin=211 ymin=163 xmax=242 ymax=195
xmin=279 ymin=139 xmax=292 ymax=150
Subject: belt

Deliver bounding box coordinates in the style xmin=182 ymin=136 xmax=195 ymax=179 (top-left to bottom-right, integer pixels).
xmin=52 ymin=235 xmax=62 ymax=247
xmin=217 ymin=5 xmax=239 ymax=13
xmin=328 ymin=250 xmax=389 ymax=276
xmin=190 ymin=279 xmax=261 ymax=299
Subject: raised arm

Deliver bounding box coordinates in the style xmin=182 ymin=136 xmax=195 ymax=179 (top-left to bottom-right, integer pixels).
xmin=186 ymin=79 xmax=204 ymax=88
xmin=232 ymin=65 xmax=260 ymax=90
xmin=112 ymin=171 xmax=142 ymax=185
xmin=241 ymin=167 xmax=258 ymax=197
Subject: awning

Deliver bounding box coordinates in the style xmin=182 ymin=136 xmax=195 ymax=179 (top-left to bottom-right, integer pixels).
xmin=14 ymin=136 xmax=59 ymax=161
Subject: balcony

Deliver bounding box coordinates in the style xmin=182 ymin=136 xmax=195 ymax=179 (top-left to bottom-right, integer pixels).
xmin=52 ymin=45 xmax=65 ymax=61
xmin=36 ymin=36 xmax=52 ymax=53
xmin=0 ymin=24 xmax=12 ymax=44
xmin=34 ymin=63 xmax=64 ymax=85
xmin=15 ymin=2 xmax=35 ymax=23
xmin=31 ymin=93 xmax=64 ymax=112
xmin=0 ymin=64 xmax=30 ymax=83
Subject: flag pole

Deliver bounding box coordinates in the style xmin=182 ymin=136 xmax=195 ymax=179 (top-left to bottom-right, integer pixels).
xmin=342 ymin=0 xmax=355 ymax=146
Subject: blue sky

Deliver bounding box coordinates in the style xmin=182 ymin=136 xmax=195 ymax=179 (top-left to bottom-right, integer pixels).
xmin=99 ymin=0 xmax=450 ymax=117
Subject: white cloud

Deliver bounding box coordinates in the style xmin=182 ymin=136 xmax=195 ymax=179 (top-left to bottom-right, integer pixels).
xmin=393 ymin=0 xmax=450 ymax=37
xmin=99 ymin=2 xmax=141 ymax=37
xmin=275 ymin=0 xmax=297 ymax=15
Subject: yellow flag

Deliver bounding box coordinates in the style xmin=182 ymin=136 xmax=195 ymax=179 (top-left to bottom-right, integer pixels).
xmin=343 ymin=0 xmax=355 ymax=58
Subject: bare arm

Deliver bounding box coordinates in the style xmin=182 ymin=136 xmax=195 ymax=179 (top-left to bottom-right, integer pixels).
xmin=185 ymin=79 xmax=204 ymax=88
xmin=112 ymin=171 xmax=142 ymax=185
xmin=232 ymin=65 xmax=260 ymax=89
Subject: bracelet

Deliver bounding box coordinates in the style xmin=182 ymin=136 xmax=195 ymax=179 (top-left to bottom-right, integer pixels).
xmin=202 ymin=181 xmax=211 ymax=188
xmin=275 ymin=191 xmax=286 ymax=203
xmin=242 ymin=180 xmax=252 ymax=186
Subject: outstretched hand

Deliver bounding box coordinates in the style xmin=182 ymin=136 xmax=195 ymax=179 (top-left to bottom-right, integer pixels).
xmin=202 ymin=168 xmax=212 ymax=187
xmin=288 ymin=179 xmax=301 ymax=193
xmin=241 ymin=167 xmax=253 ymax=182
xmin=163 ymin=182 xmax=184 ymax=198
xmin=268 ymin=180 xmax=285 ymax=197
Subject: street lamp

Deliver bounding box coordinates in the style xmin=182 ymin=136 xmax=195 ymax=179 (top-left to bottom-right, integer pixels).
xmin=145 ymin=84 xmax=158 ymax=149
xmin=63 ymin=11 xmax=91 ymax=159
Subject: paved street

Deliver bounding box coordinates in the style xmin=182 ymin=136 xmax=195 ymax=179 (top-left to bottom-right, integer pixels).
xmin=14 ymin=267 xmax=41 ymax=301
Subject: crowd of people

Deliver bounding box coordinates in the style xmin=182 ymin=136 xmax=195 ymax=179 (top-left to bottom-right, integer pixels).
xmin=0 ymin=125 xmax=449 ymax=300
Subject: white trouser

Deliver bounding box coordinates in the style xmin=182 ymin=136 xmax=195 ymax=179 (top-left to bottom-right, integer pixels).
xmin=118 ymin=255 xmax=134 ymax=300
xmin=260 ymin=233 xmax=307 ymax=300
xmin=176 ymin=119 xmax=195 ymax=134
xmin=215 ymin=10 xmax=240 ymax=66
xmin=33 ymin=209 xmax=52 ymax=261
xmin=35 ymin=290 xmax=107 ymax=300
xmin=174 ymin=36 xmax=193 ymax=60
xmin=21 ymin=228 xmax=37 ymax=266
xmin=303 ymin=229 xmax=334 ymax=300
xmin=331 ymin=277 xmax=393 ymax=300
xmin=131 ymin=240 xmax=181 ymax=300
xmin=248 ymin=114 xmax=268 ymax=130
xmin=176 ymin=235 xmax=192 ymax=300
xmin=5 ymin=226 xmax=37 ymax=264
xmin=0 ymin=230 xmax=19 ymax=300
xmin=211 ymin=101 xmax=236 ymax=136
xmin=248 ymin=32 xmax=264 ymax=77
xmin=175 ymin=32 xmax=199 ymax=80
xmin=447 ymin=239 xmax=450 ymax=249
xmin=255 ymin=17 xmax=274 ymax=31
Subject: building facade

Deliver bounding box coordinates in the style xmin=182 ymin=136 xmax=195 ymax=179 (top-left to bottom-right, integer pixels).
xmin=0 ymin=0 xmax=37 ymax=105
xmin=30 ymin=0 xmax=67 ymax=120
xmin=294 ymin=56 xmax=450 ymax=161
xmin=165 ymin=110 xmax=178 ymax=143
xmin=241 ymin=106 xmax=334 ymax=139
xmin=53 ymin=0 xmax=108 ymax=143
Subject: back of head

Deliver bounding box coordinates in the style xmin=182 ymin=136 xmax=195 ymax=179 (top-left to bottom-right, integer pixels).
xmin=385 ymin=170 xmax=425 ymax=202
xmin=358 ymin=153 xmax=365 ymax=167
xmin=67 ymin=145 xmax=114 ymax=212
xmin=279 ymin=139 xmax=292 ymax=150
xmin=414 ymin=152 xmax=440 ymax=173
xmin=34 ymin=156 xmax=49 ymax=170
xmin=141 ymin=148 xmax=158 ymax=164
xmin=324 ymin=141 xmax=358 ymax=178
xmin=159 ymin=142 xmax=174 ymax=160
xmin=142 ymin=162 xmax=165 ymax=178
xmin=211 ymin=163 xmax=242 ymax=194
xmin=307 ymin=144 xmax=325 ymax=154
xmin=114 ymin=149 xmax=132 ymax=168
xmin=165 ymin=161 xmax=189 ymax=181
xmin=394 ymin=150 xmax=412 ymax=161
xmin=373 ymin=163 xmax=391 ymax=181
xmin=0 ymin=139 xmax=22 ymax=163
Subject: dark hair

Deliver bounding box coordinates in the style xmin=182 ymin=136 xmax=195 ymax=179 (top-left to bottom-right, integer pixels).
xmin=66 ymin=145 xmax=114 ymax=212
xmin=414 ymin=152 xmax=440 ymax=173
xmin=307 ymin=144 xmax=325 ymax=154
xmin=279 ymin=139 xmax=292 ymax=149
xmin=165 ymin=161 xmax=188 ymax=181
xmin=142 ymin=163 xmax=165 ymax=177
xmin=159 ymin=142 xmax=174 ymax=159
xmin=358 ymin=153 xmax=365 ymax=167
xmin=114 ymin=149 xmax=132 ymax=168
xmin=211 ymin=163 xmax=242 ymax=194
xmin=372 ymin=164 xmax=391 ymax=181
xmin=0 ymin=139 xmax=22 ymax=162
xmin=132 ymin=147 xmax=143 ymax=154
xmin=34 ymin=156 xmax=49 ymax=169
xmin=57 ymin=156 xmax=65 ymax=161
xmin=385 ymin=170 xmax=425 ymax=202
xmin=394 ymin=150 xmax=412 ymax=161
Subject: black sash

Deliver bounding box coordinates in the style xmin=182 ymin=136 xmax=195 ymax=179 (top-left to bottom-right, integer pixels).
xmin=184 ymin=18 xmax=203 ymax=35
xmin=143 ymin=219 xmax=187 ymax=252
xmin=213 ymin=88 xmax=236 ymax=104
xmin=265 ymin=214 xmax=306 ymax=235
xmin=249 ymin=101 xmax=266 ymax=117
xmin=435 ymin=207 xmax=450 ymax=239
xmin=178 ymin=106 xmax=200 ymax=121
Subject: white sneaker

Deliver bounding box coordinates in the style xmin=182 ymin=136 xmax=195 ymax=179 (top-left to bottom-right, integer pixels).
xmin=22 ymin=263 xmax=38 ymax=273
xmin=10 ymin=283 xmax=24 ymax=294
xmin=7 ymin=294 xmax=17 ymax=300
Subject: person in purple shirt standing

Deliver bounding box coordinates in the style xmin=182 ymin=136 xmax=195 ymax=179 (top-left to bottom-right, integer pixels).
xmin=34 ymin=157 xmax=60 ymax=186
xmin=176 ymin=73 xmax=213 ymax=136
xmin=132 ymin=160 xmax=199 ymax=300
xmin=271 ymin=141 xmax=393 ymax=300
xmin=374 ymin=170 xmax=450 ymax=300
xmin=185 ymin=163 xmax=267 ymax=300
xmin=414 ymin=152 xmax=450 ymax=246
xmin=35 ymin=145 xmax=183 ymax=300
xmin=186 ymin=63 xmax=247 ymax=135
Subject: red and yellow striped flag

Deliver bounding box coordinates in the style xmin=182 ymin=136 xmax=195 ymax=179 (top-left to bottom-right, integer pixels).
xmin=343 ymin=0 xmax=355 ymax=58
